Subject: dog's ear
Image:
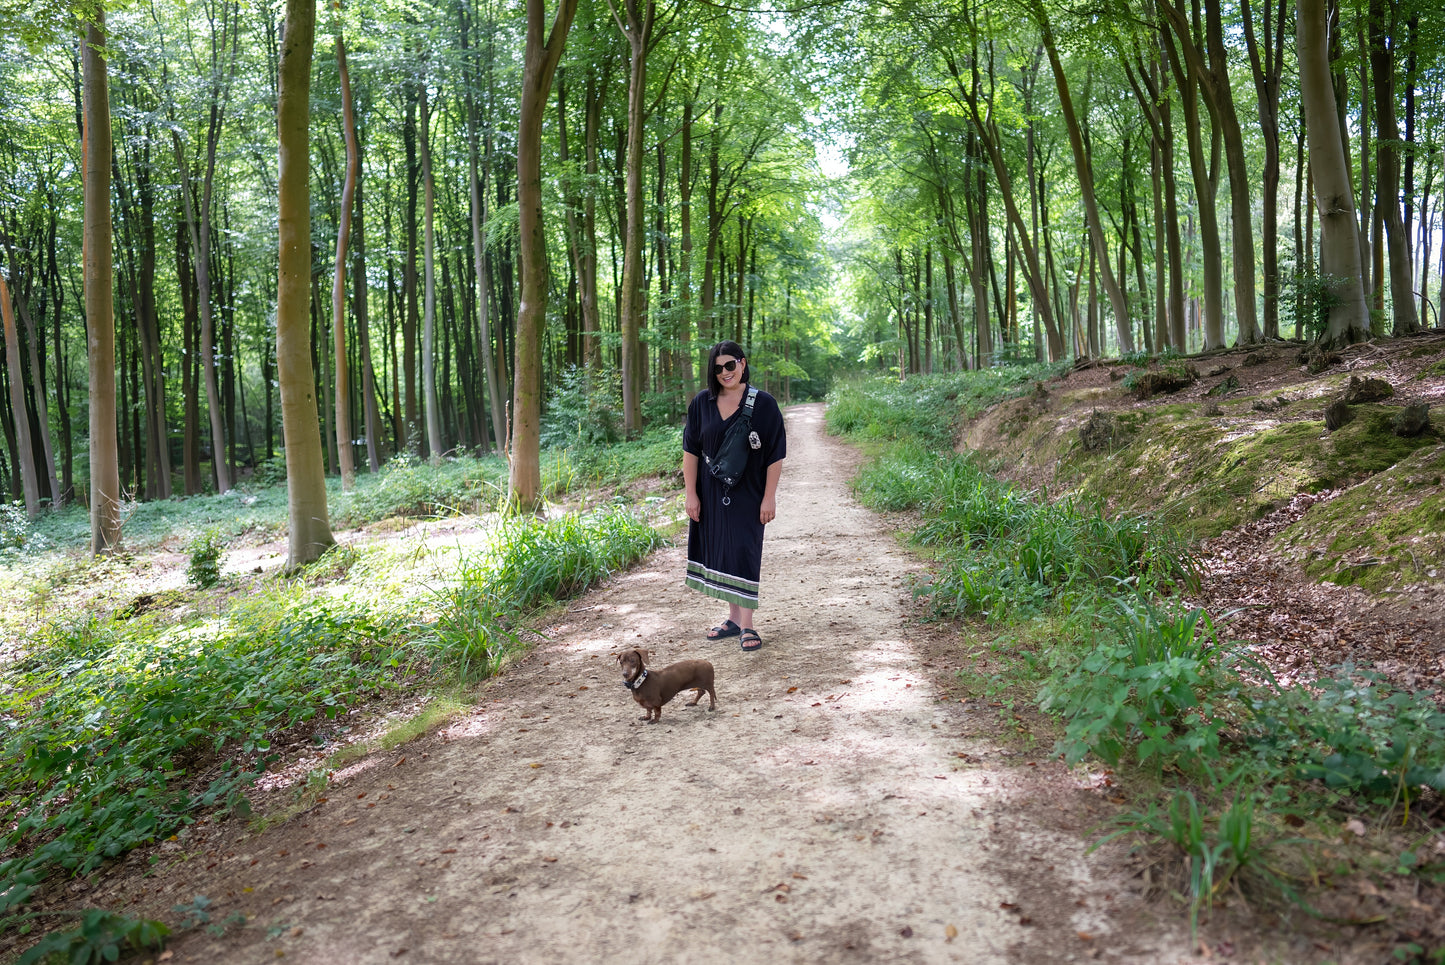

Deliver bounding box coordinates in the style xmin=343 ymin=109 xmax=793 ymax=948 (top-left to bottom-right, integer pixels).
xmin=635 ymin=648 xmax=650 ymax=663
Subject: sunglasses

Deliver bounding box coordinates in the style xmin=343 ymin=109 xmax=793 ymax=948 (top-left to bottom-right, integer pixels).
xmin=713 ymin=359 xmax=743 ymax=375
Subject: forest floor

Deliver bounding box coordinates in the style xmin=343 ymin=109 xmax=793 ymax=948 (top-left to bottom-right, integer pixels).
xmin=50 ymin=403 xmax=1212 ymax=965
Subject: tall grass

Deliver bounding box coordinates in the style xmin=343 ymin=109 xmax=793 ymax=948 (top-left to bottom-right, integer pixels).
xmin=427 ymin=507 xmax=665 ymax=682
xmin=853 ymin=446 xmax=1195 ymax=620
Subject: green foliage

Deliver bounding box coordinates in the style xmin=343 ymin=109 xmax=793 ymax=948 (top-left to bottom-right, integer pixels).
xmin=826 ymin=366 xmax=1063 ymax=451
xmin=0 ymin=597 xmax=402 ymax=891
xmin=854 ymin=446 xmax=1195 ymax=621
xmin=1282 ymin=270 xmax=1344 ymax=341
xmin=541 ymin=365 xmax=623 ymax=448
xmin=185 ymin=528 xmax=226 ymax=589
xmin=13 ymin=909 xmax=170 ymax=965
xmin=558 ymin=427 xmax=683 ymax=489
xmin=341 ymin=452 xmax=508 ymax=523
xmin=1096 ymin=790 xmax=1276 ymax=935
xmin=1040 ymin=597 xmax=1236 ymax=770
xmin=1244 ymin=667 xmax=1445 ymax=810
xmin=427 ymin=507 xmax=663 ymax=682
xmin=2 ymin=503 xmax=31 ymax=551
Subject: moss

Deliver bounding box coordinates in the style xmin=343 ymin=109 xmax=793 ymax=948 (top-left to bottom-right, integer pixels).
xmin=1277 ymin=444 xmax=1445 ymax=592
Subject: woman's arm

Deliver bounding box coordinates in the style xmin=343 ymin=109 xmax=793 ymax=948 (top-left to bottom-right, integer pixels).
xmin=684 ymin=451 xmax=701 ymax=522
xmin=760 ymin=458 xmax=783 ymax=525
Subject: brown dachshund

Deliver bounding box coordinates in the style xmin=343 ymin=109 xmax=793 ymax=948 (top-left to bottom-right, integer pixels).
xmin=617 ymin=648 xmax=716 ymax=723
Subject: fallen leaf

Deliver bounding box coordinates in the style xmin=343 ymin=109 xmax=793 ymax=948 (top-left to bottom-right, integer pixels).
xmin=945 ymin=925 xmax=958 ymax=942
xmin=1000 ymin=901 xmax=1019 ymax=911
xmin=542 ymin=856 xmax=558 ymax=863
xmin=1345 ymin=818 xmax=1367 ymax=837
xmin=787 ymin=686 xmax=798 ymax=693
xmin=899 ymin=926 xmax=914 ymax=938
xmin=1284 ymin=814 xmax=1304 ymax=828
xmin=394 ymin=757 xmax=406 ymax=766
xmin=1077 ymin=931 xmax=1093 ymax=941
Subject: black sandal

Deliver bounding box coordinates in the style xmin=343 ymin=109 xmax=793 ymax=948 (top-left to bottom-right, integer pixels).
xmin=706 ymin=620 xmax=741 ymax=641
xmin=740 ymin=629 xmax=762 ymax=651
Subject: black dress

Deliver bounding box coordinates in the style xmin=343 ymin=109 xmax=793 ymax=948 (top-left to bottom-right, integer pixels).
xmin=682 ymin=385 xmax=786 ymax=609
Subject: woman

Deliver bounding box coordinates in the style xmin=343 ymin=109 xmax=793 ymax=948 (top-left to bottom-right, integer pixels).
xmin=682 ymin=340 xmax=786 ymax=652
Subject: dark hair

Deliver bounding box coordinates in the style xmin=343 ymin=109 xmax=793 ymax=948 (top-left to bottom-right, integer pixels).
xmin=705 ymin=340 xmax=751 ymax=398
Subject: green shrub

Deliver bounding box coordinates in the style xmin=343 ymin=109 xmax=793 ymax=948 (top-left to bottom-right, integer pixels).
xmin=342 ymin=452 xmax=506 ymax=523
xmin=426 ymin=507 xmax=663 ymax=682
xmin=1244 ymin=667 xmax=1445 ymax=813
xmin=0 ymin=598 xmax=403 ymax=889
xmin=186 ymin=528 xmax=226 ymax=589
xmin=1040 ymin=596 xmax=1238 ymax=770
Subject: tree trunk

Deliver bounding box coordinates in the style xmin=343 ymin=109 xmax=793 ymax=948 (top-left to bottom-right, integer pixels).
xmin=510 ymin=0 xmax=579 ymax=509
xmin=277 ymin=0 xmax=334 ymax=565
xmin=1034 ymin=6 xmax=1133 ymax=353
xmin=419 ymin=79 xmax=443 ymax=465
xmin=83 ymin=14 xmax=120 ymax=552
xmin=1369 ymin=0 xmax=1420 ymax=335
xmin=354 ymin=156 xmax=382 ymax=470
xmin=1242 ymin=0 xmax=1287 ymax=339
xmin=616 ymin=0 xmax=654 ymax=436
xmin=332 ymin=32 xmax=357 ymax=490
xmin=1162 ymin=21 xmax=1226 ymax=349
xmin=0 ymin=274 xmax=40 ymax=518
xmin=1298 ymin=0 xmax=1371 ymax=344
xmin=463 ymin=4 xmax=505 ymax=452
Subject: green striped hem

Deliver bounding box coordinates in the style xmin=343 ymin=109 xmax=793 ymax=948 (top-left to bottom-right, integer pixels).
xmin=685 ymin=562 xmax=759 ymax=609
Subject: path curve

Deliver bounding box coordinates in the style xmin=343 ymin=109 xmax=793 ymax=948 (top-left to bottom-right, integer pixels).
xmin=164 ymin=403 xmax=1186 ymax=963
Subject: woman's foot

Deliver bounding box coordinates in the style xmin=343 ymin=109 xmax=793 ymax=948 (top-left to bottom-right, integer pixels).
xmin=706 ymin=620 xmax=741 ymax=640
xmin=740 ymin=628 xmax=762 ymax=651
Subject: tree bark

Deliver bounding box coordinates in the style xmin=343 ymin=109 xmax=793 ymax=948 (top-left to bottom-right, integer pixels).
xmin=277 ymin=0 xmax=335 ymax=565
xmin=332 ymin=32 xmax=357 ymax=490
xmin=83 ymin=13 xmax=120 ymax=552
xmin=511 ymin=0 xmax=579 ymax=509
xmin=613 ymin=0 xmax=654 ymax=437
xmin=419 ymin=78 xmax=443 ymax=465
xmin=0 ymin=274 xmax=40 ymax=518
xmin=1369 ymin=0 xmax=1420 ymax=335
xmin=1242 ymin=0 xmax=1288 ymax=339
xmin=1033 ymin=3 xmax=1133 ymax=353
xmin=1298 ymin=0 xmax=1371 ymax=344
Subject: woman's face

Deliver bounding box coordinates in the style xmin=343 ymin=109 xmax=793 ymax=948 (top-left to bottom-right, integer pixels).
xmin=714 ymin=354 xmax=745 ymax=390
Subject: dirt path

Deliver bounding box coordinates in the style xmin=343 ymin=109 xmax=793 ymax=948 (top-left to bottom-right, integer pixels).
xmin=155 ymin=404 xmax=1189 ymax=964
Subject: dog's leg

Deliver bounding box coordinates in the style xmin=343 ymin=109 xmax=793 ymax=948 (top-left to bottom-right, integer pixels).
xmin=705 ymin=686 xmax=716 ymax=710
xmin=686 ymin=688 xmax=703 ymax=707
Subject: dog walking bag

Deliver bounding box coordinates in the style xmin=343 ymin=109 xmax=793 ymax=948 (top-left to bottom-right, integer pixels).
xmin=704 ymin=385 xmax=760 ymax=505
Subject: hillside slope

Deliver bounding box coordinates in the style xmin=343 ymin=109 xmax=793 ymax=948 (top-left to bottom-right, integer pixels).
xmin=957 ymin=332 xmax=1445 ymax=680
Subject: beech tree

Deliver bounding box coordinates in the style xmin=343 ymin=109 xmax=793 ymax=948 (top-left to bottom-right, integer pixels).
xmin=511 ymin=0 xmax=579 ymax=510
xmin=82 ymin=6 xmax=121 ymax=554
xmin=1298 ymin=0 xmax=1370 ymax=344
xmin=277 ymin=0 xmax=335 ymax=565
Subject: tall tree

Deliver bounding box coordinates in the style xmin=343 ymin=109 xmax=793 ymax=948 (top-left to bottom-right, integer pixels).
xmin=612 ymin=0 xmax=655 ymax=436
xmin=170 ymin=0 xmax=240 ymax=493
xmin=1298 ymin=0 xmax=1370 ymax=344
xmin=83 ymin=6 xmax=120 ymax=553
xmin=420 ymin=72 xmax=443 ymax=466
xmin=1368 ymin=0 xmax=1420 ymax=335
xmin=511 ymin=0 xmax=579 ymax=509
xmin=277 ymin=0 xmax=335 ymax=565
xmin=332 ymin=29 xmax=358 ymax=490
xmin=0 ymin=272 xmax=40 ymax=518
xmin=1032 ymin=0 xmax=1135 ymax=354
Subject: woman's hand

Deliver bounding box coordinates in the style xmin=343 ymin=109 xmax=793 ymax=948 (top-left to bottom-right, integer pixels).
xmin=686 ymin=490 xmax=701 ymax=523
xmin=760 ymin=493 xmax=776 ymax=525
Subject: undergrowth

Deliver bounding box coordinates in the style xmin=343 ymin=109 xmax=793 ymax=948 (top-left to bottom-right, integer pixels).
xmin=829 ymin=372 xmax=1445 ymax=949
xmin=0 ymin=497 xmax=664 ymax=955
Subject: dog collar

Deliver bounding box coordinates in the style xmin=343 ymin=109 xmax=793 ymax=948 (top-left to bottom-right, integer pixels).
xmin=622 ymin=668 xmax=649 ymax=692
